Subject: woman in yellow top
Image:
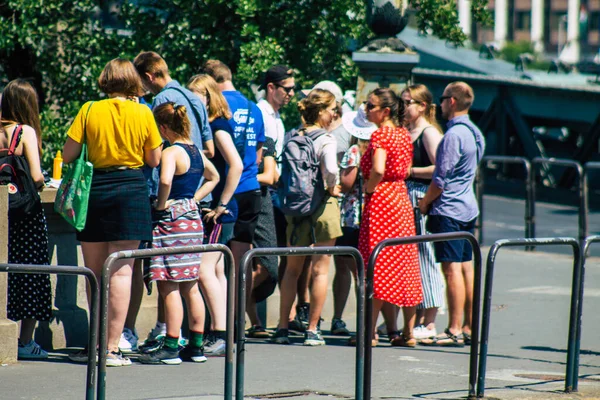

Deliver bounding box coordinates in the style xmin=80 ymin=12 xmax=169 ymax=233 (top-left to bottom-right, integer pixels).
xmin=62 ymin=58 xmax=162 ymax=367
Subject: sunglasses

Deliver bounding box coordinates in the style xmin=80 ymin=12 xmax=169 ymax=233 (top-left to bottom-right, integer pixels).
xmin=364 ymin=101 xmax=378 ymax=111
xmin=404 ymin=99 xmax=418 ymax=106
xmin=439 ymin=95 xmax=453 ymax=103
xmin=275 ymin=83 xmax=296 ymax=95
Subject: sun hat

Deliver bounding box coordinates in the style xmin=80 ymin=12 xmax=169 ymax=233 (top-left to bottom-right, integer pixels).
xmin=312 ymin=80 xmax=344 ymax=104
xmin=342 ymin=103 xmax=377 ymax=140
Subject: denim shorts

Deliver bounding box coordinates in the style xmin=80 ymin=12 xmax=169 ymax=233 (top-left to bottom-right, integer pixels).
xmin=426 ymin=215 xmax=476 ymax=263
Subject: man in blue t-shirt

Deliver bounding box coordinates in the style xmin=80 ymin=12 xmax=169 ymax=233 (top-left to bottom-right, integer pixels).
xmin=203 ymin=58 xmax=265 ymax=307
xmin=203 ymin=59 xmax=265 ymax=239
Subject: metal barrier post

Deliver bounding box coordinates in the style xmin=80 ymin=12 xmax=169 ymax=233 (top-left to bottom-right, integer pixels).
xmin=531 ymin=158 xmax=584 ymax=247
xmin=477 ymin=237 xmax=581 ymax=397
xmin=476 ymin=156 xmax=532 ymax=247
xmin=97 ymin=244 xmax=234 ymax=400
xmin=236 ymin=246 xmax=365 ymax=400
xmin=364 ymin=232 xmax=482 ymax=400
xmin=583 ymin=162 xmax=600 ymax=240
xmin=0 ymin=264 xmax=99 ymax=400
xmin=574 ymin=236 xmax=600 ymax=391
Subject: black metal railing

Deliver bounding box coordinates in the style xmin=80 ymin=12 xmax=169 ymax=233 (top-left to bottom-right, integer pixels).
xmin=364 ymin=232 xmax=482 ymax=400
xmin=97 ymin=245 xmax=234 ymax=400
xmin=236 ymin=246 xmax=366 ymax=400
xmin=0 ymin=263 xmax=99 ymax=400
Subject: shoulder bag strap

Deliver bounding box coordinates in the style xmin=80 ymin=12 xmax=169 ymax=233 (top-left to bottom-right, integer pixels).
xmin=82 ymin=102 xmax=94 ymax=162
xmin=8 ymin=125 xmax=23 ymax=155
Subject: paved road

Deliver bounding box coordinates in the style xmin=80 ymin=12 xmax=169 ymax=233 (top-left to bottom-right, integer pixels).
xmin=1 ymin=247 xmax=600 ymax=399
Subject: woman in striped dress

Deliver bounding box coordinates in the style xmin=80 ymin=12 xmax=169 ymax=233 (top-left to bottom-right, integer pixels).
xmin=140 ymin=102 xmax=219 ymax=365
xmin=401 ymin=84 xmax=446 ymax=340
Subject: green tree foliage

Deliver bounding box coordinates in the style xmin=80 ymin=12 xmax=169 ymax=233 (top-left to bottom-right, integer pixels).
xmin=0 ymin=0 xmax=490 ymax=169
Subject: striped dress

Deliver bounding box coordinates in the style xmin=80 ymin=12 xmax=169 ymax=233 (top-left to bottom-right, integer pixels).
xmin=406 ymin=180 xmax=445 ymax=309
xmin=407 ymin=130 xmax=445 ymax=309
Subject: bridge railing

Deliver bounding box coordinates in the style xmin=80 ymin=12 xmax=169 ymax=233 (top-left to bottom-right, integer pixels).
xmin=477 ymin=157 xmax=597 ymax=248
xmin=476 ymin=156 xmax=532 ymax=249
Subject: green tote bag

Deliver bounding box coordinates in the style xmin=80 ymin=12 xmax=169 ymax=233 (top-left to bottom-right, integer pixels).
xmin=54 ymin=102 xmax=94 ymax=231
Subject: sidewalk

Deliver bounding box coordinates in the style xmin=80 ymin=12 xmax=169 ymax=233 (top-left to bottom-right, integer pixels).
xmin=1 ymin=247 xmax=600 ymax=399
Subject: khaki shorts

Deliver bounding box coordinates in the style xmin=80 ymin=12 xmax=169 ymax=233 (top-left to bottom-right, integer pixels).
xmin=286 ymin=197 xmax=343 ymax=246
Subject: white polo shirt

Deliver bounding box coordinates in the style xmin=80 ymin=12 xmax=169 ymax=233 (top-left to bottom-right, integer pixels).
xmin=257 ymin=99 xmax=285 ymax=172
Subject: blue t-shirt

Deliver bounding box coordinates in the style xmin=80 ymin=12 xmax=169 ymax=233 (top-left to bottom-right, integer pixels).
xmin=208 ymin=117 xmax=238 ymax=223
xmin=222 ymin=91 xmax=265 ymax=194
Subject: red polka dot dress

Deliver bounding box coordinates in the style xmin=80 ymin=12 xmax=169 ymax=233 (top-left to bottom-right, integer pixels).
xmin=358 ymin=125 xmax=423 ymax=307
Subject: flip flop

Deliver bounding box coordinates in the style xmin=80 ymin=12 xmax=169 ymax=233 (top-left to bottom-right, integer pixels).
xmin=420 ymin=328 xmax=464 ymax=347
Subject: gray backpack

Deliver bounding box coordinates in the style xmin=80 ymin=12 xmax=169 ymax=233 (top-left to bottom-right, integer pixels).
xmin=278 ymin=128 xmax=327 ymax=217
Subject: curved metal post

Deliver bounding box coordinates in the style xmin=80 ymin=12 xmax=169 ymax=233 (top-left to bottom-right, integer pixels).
xmin=98 ymin=244 xmax=234 ymax=400
xmin=477 ymin=237 xmax=581 ymax=397
xmin=0 ymin=264 xmax=99 ymax=400
xmin=574 ymin=235 xmax=600 ymax=391
xmin=476 ymin=156 xmax=532 ymax=246
xmin=531 ymin=158 xmax=584 ymax=246
xmin=364 ymin=232 xmax=482 ymax=400
xmin=237 ymin=246 xmax=365 ymax=400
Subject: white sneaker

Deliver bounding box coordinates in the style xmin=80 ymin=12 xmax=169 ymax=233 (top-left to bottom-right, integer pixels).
xmin=413 ymin=325 xmax=437 ymax=340
xmin=119 ymin=327 xmax=138 ymax=354
xmin=18 ymin=340 xmax=48 ymax=360
xmin=106 ymin=351 xmax=132 ymax=367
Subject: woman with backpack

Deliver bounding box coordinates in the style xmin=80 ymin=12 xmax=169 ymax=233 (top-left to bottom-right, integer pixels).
xmin=359 ymin=87 xmax=423 ymax=347
xmin=63 ymin=59 xmax=163 ymax=366
xmin=139 ymin=102 xmax=219 ymax=365
xmin=271 ymin=88 xmax=342 ymax=346
xmin=1 ymin=79 xmax=51 ymax=359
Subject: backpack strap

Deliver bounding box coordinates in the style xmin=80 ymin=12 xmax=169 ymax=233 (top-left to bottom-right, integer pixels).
xmin=8 ymin=125 xmax=23 ymax=156
xmin=453 ymin=122 xmax=482 ymax=162
xmin=164 ymin=86 xmax=206 ymax=141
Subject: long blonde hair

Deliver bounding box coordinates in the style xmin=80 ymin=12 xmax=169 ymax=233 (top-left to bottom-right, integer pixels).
xmin=187 ymin=74 xmax=232 ymax=122
xmin=403 ymin=84 xmax=443 ymax=133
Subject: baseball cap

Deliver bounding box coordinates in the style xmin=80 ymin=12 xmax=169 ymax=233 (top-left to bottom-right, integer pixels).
xmin=312 ymin=80 xmax=344 ymax=104
xmin=259 ymin=65 xmax=294 ymax=90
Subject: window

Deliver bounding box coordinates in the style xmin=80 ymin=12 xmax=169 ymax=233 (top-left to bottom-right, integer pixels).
xmin=590 ymin=12 xmax=600 ymax=30
xmin=516 ymin=11 xmax=531 ymax=30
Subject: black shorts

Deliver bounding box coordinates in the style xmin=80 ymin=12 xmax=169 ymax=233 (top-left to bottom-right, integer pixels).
xmin=426 ymin=214 xmax=476 ymax=263
xmin=335 ymin=227 xmax=359 ymax=249
xmin=232 ymin=190 xmax=262 ymax=244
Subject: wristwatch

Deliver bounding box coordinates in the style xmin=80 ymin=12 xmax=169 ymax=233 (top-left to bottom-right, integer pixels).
xmin=218 ymin=202 xmax=228 ymax=208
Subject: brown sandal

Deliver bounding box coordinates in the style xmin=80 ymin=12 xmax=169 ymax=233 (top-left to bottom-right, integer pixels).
xmin=348 ymin=334 xmax=379 ymax=347
xmin=390 ymin=334 xmax=417 ymax=348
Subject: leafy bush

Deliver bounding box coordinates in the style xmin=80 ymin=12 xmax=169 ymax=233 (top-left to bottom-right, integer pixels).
xmin=500 ymin=40 xmax=535 ymax=64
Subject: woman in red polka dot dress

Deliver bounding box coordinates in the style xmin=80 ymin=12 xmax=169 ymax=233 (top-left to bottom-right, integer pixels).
xmin=359 ymin=88 xmax=423 ymax=347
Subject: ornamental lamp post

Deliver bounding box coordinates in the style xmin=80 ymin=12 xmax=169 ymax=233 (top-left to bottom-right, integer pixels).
xmin=353 ymin=0 xmax=419 ymax=106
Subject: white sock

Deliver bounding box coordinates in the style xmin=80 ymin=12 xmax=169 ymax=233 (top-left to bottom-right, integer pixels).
xmin=154 ymin=322 xmax=166 ymax=335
